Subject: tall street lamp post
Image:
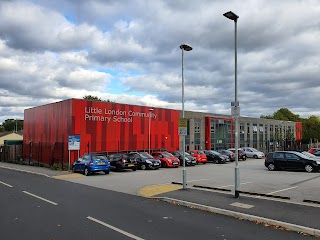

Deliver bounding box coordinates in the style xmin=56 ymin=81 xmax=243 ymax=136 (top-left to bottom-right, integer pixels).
xmin=148 ymin=108 xmax=154 ymax=154
xmin=223 ymin=11 xmax=240 ymax=198
xmin=180 ymin=44 xmax=192 ymax=190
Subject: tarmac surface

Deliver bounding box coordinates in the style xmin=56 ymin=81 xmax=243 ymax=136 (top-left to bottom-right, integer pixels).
xmin=1 ymin=162 xmax=320 ymax=237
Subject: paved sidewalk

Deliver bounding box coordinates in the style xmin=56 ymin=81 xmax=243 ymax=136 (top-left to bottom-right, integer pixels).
xmin=143 ymin=186 xmax=320 ymax=237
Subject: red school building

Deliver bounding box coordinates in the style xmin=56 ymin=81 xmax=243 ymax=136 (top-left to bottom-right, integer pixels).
xmin=23 ymin=99 xmax=180 ymax=166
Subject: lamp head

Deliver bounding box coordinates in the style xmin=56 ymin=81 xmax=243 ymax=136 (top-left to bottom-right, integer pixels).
xmin=180 ymin=44 xmax=193 ymax=51
xmin=223 ymin=11 xmax=239 ymax=22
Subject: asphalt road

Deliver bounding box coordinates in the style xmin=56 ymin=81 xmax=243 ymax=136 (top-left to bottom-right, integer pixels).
xmin=0 ymin=168 xmax=315 ymax=240
xmin=65 ymin=158 xmax=320 ymax=203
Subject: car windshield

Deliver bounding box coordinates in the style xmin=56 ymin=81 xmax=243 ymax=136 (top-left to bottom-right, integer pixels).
xmin=184 ymin=152 xmax=191 ymax=156
xmin=139 ymin=152 xmax=153 ymax=159
xmin=301 ymin=151 xmax=319 ymax=158
xmin=92 ymin=155 xmax=107 ymax=160
xmin=198 ymin=151 xmax=205 ymax=154
xmin=210 ymin=151 xmax=220 ymax=155
xmin=162 ymin=152 xmax=174 ymax=157
xmin=292 ymin=152 xmax=312 ymax=159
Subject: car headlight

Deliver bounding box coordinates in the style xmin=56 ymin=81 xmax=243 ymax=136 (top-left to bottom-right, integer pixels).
xmin=316 ymin=161 xmax=320 ymax=164
xmin=146 ymin=160 xmax=152 ymax=164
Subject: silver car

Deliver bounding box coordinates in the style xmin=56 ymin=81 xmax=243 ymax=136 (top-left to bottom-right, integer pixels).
xmin=242 ymin=147 xmax=265 ymax=159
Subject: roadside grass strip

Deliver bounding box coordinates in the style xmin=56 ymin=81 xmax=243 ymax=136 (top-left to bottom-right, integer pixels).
xmin=52 ymin=173 xmax=84 ymax=179
xmin=138 ymin=184 xmax=182 ymax=197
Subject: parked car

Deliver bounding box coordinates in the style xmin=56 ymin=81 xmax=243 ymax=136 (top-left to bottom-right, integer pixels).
xmin=187 ymin=150 xmax=208 ymax=164
xmin=265 ymin=151 xmax=320 ymax=173
xmin=217 ymin=149 xmax=235 ymax=162
xmin=72 ymin=153 xmax=110 ymax=176
xmin=203 ymin=150 xmax=227 ymax=164
xmin=171 ymin=151 xmax=197 ymax=166
xmin=108 ymin=153 xmax=138 ymax=172
xmin=151 ymin=151 xmax=180 ymax=168
xmin=227 ymin=148 xmax=247 ymax=161
xmin=308 ymin=148 xmax=320 ymax=154
xmin=312 ymin=150 xmax=320 ymax=157
xmin=242 ymin=147 xmax=265 ymax=159
xmin=130 ymin=152 xmax=161 ymax=170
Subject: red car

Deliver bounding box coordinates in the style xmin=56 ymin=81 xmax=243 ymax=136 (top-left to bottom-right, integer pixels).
xmin=308 ymin=148 xmax=320 ymax=154
xmin=151 ymin=152 xmax=180 ymax=168
xmin=188 ymin=150 xmax=207 ymax=164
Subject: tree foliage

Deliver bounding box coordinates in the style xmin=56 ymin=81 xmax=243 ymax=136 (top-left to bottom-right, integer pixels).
xmin=83 ymin=95 xmax=102 ymax=101
xmin=1 ymin=119 xmax=24 ymax=132
xmin=83 ymin=95 xmax=114 ymax=103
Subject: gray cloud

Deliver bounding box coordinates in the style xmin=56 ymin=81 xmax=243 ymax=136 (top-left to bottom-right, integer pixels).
xmin=1 ymin=0 xmax=320 ymax=124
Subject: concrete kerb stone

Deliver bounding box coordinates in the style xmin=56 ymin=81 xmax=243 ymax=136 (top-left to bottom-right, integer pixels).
xmin=150 ymin=196 xmax=320 ymax=238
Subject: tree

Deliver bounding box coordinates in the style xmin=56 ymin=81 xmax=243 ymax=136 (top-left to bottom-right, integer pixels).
xmin=260 ymin=108 xmax=301 ymax=122
xmin=83 ymin=95 xmax=102 ymax=101
xmin=1 ymin=119 xmax=23 ymax=132
xmin=83 ymin=95 xmax=115 ymax=103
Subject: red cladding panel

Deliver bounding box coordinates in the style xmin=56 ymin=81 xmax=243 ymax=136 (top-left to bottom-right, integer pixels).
xmin=295 ymin=122 xmax=302 ymax=141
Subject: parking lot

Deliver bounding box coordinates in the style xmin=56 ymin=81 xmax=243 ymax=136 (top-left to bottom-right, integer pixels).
xmin=65 ymin=157 xmax=320 ymax=204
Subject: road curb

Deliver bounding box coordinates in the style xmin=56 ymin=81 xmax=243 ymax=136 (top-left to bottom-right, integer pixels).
xmin=151 ymin=196 xmax=320 ymax=237
xmin=0 ymin=165 xmax=51 ymax=178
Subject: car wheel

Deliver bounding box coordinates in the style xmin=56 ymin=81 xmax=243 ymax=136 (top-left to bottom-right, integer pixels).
xmin=72 ymin=166 xmax=76 ymax=172
xmin=267 ymin=163 xmax=276 ymax=171
xmin=305 ymin=164 xmax=314 ymax=173
xmin=253 ymin=155 xmax=258 ymax=159
xmin=213 ymin=159 xmax=219 ymax=164
xmin=104 ymin=170 xmax=110 ymax=175
xmin=162 ymin=162 xmax=167 ymax=168
xmin=132 ymin=167 xmax=137 ymax=171
xmin=141 ymin=164 xmax=146 ymax=170
xmin=84 ymin=167 xmax=90 ymax=176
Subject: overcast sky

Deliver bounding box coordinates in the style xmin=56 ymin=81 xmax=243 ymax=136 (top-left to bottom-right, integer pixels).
xmin=0 ymin=0 xmax=319 ymax=124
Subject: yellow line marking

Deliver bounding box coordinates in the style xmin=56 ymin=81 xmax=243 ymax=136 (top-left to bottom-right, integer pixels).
xmin=138 ymin=184 xmax=182 ymax=197
xmin=52 ymin=173 xmax=83 ymax=179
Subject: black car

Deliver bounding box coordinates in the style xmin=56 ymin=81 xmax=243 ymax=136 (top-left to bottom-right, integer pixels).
xmin=130 ymin=152 xmax=161 ymax=170
xmin=217 ymin=149 xmax=235 ymax=162
xmin=108 ymin=153 xmax=138 ymax=172
xmin=171 ymin=151 xmax=197 ymax=166
xmin=265 ymin=151 xmax=320 ymax=173
xmin=203 ymin=150 xmax=227 ymax=164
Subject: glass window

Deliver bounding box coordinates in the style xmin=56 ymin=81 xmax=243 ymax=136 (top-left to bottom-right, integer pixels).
xmin=285 ymin=153 xmax=299 ymax=160
xmin=273 ymin=152 xmax=284 ymax=159
xmin=194 ymin=119 xmax=200 ymax=133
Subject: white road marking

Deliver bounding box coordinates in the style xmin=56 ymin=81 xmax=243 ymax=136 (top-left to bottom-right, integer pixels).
xmin=87 ymin=216 xmax=144 ymax=240
xmin=267 ymin=186 xmax=297 ymax=195
xmin=22 ymin=191 xmax=58 ymax=205
xmin=0 ymin=181 xmax=13 ymax=187
xmin=230 ymin=202 xmax=254 ymax=209
xmin=187 ymin=178 xmax=217 ymax=183
xmin=218 ymin=182 xmax=252 ymax=188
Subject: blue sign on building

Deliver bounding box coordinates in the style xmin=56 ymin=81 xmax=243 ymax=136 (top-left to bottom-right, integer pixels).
xmin=68 ymin=135 xmax=80 ymax=150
